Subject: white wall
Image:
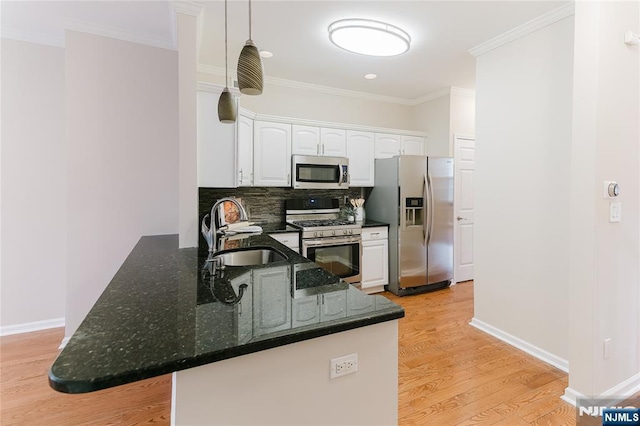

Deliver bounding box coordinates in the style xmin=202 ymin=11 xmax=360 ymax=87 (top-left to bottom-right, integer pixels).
xmin=449 ymin=89 xmax=476 ymax=149
xmin=1 ymin=39 xmax=67 ymax=328
xmin=411 ymin=94 xmax=450 ymax=156
xmin=197 ymin=72 xmax=413 ymax=131
xmin=567 ymin=0 xmax=639 ymax=398
xmin=65 ymin=31 xmax=179 ymax=337
xmin=473 ymin=17 xmax=574 ymax=361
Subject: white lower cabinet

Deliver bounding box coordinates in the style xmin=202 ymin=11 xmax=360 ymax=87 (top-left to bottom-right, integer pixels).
xmin=268 ymin=232 xmax=300 ymax=254
xmin=320 ymin=290 xmax=347 ymax=322
xmin=252 ymin=265 xmax=291 ymax=336
xmin=231 ymin=272 xmax=253 ymax=344
xmin=292 ymin=296 xmax=320 ymax=328
xmin=361 ymin=227 xmax=389 ymax=293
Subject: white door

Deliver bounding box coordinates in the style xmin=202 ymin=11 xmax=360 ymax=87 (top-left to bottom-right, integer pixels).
xmin=454 ymin=135 xmax=475 ymax=283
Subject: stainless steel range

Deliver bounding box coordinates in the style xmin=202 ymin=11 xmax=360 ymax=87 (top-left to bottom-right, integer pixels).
xmin=286 ymin=198 xmax=362 ymax=284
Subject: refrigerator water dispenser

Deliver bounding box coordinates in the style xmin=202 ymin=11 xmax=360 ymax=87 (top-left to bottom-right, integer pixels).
xmin=404 ymin=197 xmax=424 ymax=226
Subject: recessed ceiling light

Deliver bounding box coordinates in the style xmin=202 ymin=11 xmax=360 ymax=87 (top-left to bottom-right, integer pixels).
xmin=259 ymin=50 xmax=273 ymax=58
xmin=328 ymin=18 xmax=411 ymax=57
xmin=364 ymin=73 xmax=377 ymax=80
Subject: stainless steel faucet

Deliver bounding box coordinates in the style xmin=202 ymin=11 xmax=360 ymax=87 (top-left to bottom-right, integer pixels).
xmin=201 ymin=197 xmax=249 ymax=252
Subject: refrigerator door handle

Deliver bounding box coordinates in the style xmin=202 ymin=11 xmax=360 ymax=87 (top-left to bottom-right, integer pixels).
xmin=427 ymin=173 xmax=435 ymax=245
xmin=423 ymin=174 xmax=428 ymax=245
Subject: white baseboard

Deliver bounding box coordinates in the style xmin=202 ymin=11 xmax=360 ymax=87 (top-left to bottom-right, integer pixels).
xmin=469 ymin=317 xmax=569 ymax=373
xmin=561 ymin=387 xmax=585 ymax=406
xmin=563 ymin=373 xmax=640 ymax=407
xmin=58 ymin=336 xmax=71 ymax=349
xmin=0 ymin=317 xmax=65 ymax=337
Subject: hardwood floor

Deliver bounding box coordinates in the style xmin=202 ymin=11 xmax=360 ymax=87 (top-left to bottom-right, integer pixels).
xmin=1 ymin=282 xmax=583 ymax=425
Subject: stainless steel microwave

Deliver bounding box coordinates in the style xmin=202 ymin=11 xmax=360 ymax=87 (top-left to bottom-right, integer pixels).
xmin=291 ymin=155 xmax=350 ymax=189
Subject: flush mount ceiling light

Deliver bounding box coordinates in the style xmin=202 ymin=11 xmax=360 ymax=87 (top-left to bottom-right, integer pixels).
xmin=364 ymin=73 xmax=377 ymax=79
xmin=328 ymin=19 xmax=411 ymax=56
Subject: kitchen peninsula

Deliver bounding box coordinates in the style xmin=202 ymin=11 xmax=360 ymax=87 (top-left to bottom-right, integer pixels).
xmin=49 ymin=233 xmax=404 ymax=425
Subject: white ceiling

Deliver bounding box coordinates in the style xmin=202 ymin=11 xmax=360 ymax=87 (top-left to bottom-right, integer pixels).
xmin=2 ymin=1 xmax=568 ymax=101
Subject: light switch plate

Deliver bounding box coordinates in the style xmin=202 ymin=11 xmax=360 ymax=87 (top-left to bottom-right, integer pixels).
xmin=609 ymin=202 xmax=622 ymax=222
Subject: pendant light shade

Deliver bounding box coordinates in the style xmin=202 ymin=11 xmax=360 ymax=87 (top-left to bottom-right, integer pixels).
xmin=218 ymin=0 xmax=236 ymax=123
xmin=218 ymin=88 xmax=236 ymax=123
xmin=237 ymin=0 xmax=264 ymax=95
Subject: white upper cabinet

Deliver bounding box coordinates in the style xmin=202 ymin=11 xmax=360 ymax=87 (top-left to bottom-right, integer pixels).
xmin=374 ymin=133 xmax=401 ymax=159
xmin=292 ymin=126 xmax=346 ymax=157
xmin=253 ymin=121 xmax=292 ymax=187
xmin=291 ymin=125 xmax=320 ymax=156
xmin=346 ymin=130 xmax=375 ymax=187
xmin=197 ymin=90 xmax=237 ymax=188
xmin=401 ymin=136 xmax=426 ymax=156
xmin=320 ymin=128 xmax=347 ymax=157
xmin=237 ymin=115 xmax=254 ymax=186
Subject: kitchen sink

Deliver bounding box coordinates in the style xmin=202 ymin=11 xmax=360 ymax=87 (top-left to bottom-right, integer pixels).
xmin=210 ymin=247 xmax=288 ymax=267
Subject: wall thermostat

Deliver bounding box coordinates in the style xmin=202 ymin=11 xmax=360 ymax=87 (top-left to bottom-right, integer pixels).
xmin=604 ymin=181 xmax=620 ymax=198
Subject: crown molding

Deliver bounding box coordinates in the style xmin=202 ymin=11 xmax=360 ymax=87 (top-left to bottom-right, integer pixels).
xmin=63 ymin=18 xmax=176 ymax=51
xmin=450 ymin=87 xmax=476 ymax=97
xmin=198 ymin=63 xmax=414 ymax=105
xmin=468 ymin=2 xmax=575 ymax=57
xmin=1 ymin=27 xmax=65 ymax=48
xmin=197 ymin=81 xmax=240 ymax=96
xmin=198 ymin=64 xmax=473 ymax=107
xmin=412 ymin=88 xmax=451 ymax=105
xmin=171 ymin=1 xmax=204 ymax=17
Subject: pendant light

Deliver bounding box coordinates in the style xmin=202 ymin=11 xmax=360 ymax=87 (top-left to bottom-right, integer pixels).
xmin=218 ymin=0 xmax=236 ymax=123
xmin=237 ymin=0 xmax=264 ymax=95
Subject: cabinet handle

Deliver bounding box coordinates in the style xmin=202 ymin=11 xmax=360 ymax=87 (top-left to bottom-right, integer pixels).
xmin=371 ymin=232 xmax=380 ymax=236
xmin=322 ymin=144 xmax=325 ymax=155
xmin=239 ymin=169 xmax=243 ymax=184
xmin=287 ymin=173 xmax=291 ymax=185
xmin=317 ymin=144 xmax=320 ymax=155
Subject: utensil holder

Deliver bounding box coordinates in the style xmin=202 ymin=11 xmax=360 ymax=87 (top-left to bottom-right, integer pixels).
xmin=355 ymin=207 xmax=365 ymax=223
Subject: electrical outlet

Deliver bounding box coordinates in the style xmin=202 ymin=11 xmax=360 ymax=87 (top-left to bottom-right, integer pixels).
xmin=330 ymin=353 xmax=358 ymax=379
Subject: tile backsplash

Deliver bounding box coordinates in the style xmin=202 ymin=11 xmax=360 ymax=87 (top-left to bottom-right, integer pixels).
xmin=199 ymin=187 xmax=370 ymax=224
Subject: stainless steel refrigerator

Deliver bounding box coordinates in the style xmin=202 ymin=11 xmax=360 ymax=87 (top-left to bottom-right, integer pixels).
xmin=367 ymin=156 xmax=454 ymax=296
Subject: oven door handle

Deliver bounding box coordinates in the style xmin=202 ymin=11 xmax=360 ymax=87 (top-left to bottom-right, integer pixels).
xmin=303 ymin=237 xmax=361 ymax=246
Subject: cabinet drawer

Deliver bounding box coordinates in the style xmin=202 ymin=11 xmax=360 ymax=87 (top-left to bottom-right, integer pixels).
xmin=269 ymin=232 xmax=300 ymax=249
xmin=361 ymin=227 xmax=388 ymax=241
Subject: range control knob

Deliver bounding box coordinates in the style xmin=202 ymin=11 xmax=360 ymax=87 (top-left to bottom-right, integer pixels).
xmin=319 ymin=231 xmax=324 ymax=237
xmin=332 ymin=230 xmax=336 ymax=236
xmin=343 ymin=230 xmax=348 ymax=235
xmin=314 ymin=231 xmax=318 ymax=237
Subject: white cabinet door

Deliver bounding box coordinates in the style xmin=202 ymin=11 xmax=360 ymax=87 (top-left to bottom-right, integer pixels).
xmin=231 ymin=271 xmax=253 ymax=344
xmin=361 ymin=227 xmax=389 ymax=293
xmin=320 ymin=128 xmax=347 ymax=157
xmin=253 ymin=121 xmax=292 ymax=187
xmin=346 ymin=130 xmax=375 ymax=187
xmin=320 ymin=291 xmax=347 ymax=322
xmin=197 ymin=90 xmax=237 ymax=188
xmin=252 ymin=265 xmax=291 ymax=336
xmin=292 ymin=296 xmax=320 ymax=328
xmin=237 ymin=115 xmax=254 ymax=186
xmin=269 ymin=232 xmax=300 ymax=253
xmin=401 ymin=136 xmax=425 ymax=156
xmin=374 ymin=133 xmax=401 ymax=159
xmin=292 ymin=125 xmax=320 ymax=156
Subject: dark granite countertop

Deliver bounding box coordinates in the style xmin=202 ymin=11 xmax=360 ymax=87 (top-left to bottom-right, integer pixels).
xmin=49 ymin=233 xmax=404 ymax=394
